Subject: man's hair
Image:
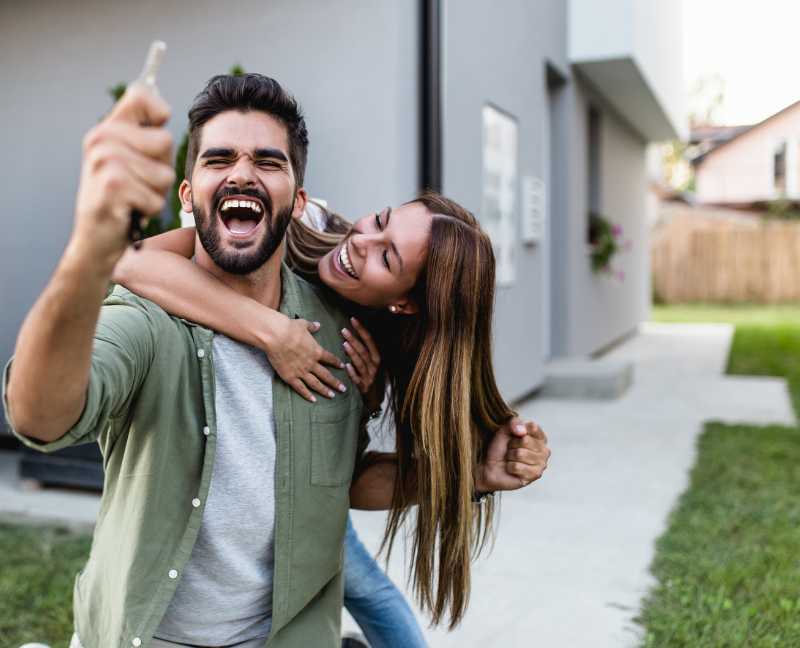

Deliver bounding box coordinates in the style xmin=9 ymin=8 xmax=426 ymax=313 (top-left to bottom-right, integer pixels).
xmin=185 ymin=74 xmax=309 ymax=188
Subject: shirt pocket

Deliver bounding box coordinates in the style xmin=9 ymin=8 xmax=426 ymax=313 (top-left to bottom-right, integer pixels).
xmin=310 ymin=395 xmax=360 ymax=487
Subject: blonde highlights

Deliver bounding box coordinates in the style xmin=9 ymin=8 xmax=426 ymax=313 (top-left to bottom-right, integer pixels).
xmin=284 ymin=193 xmax=514 ymax=628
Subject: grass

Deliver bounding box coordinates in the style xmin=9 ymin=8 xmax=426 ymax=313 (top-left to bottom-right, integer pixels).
xmin=637 ymin=303 xmax=800 ymax=646
xmin=635 ymin=424 xmax=800 ymax=647
xmin=651 ymin=303 xmax=800 ymax=325
xmin=0 ymin=522 xmax=91 ymax=648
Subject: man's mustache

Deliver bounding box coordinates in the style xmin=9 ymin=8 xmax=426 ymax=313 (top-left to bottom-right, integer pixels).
xmin=211 ymin=187 xmax=273 ymax=218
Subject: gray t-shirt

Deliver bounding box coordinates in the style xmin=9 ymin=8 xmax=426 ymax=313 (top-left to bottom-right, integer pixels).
xmin=155 ymin=334 xmax=277 ymax=646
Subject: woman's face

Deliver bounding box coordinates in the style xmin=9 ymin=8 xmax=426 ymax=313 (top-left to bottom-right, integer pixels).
xmin=318 ymin=202 xmax=432 ymax=309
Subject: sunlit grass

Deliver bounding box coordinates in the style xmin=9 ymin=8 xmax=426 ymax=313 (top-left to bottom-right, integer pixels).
xmin=0 ymin=522 xmax=90 ymax=648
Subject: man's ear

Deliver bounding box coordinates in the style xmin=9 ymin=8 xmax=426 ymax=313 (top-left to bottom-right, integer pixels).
xmin=291 ymin=187 xmax=308 ymax=221
xmin=178 ymin=180 xmax=193 ymax=213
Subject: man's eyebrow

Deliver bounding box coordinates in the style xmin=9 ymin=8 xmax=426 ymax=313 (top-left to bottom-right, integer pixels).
xmin=200 ymin=147 xmax=236 ymax=159
xmin=253 ymin=148 xmax=289 ymax=162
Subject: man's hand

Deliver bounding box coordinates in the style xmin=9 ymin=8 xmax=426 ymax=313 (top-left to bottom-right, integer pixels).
xmin=71 ymin=84 xmax=174 ymax=271
xmin=475 ymin=416 xmax=550 ymax=493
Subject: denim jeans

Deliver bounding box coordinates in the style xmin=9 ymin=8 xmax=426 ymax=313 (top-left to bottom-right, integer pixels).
xmin=344 ymin=516 xmax=428 ymax=648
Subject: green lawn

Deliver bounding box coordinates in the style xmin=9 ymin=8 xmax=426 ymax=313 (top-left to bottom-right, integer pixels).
xmin=637 ymin=303 xmax=800 ymax=646
xmin=0 ymin=522 xmax=91 ymax=648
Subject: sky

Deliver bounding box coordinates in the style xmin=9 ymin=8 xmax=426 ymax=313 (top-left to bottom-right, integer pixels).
xmin=684 ymin=0 xmax=800 ymax=126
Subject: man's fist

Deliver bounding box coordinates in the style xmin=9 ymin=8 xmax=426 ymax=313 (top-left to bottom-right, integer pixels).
xmin=475 ymin=416 xmax=550 ymax=493
xmin=72 ymin=84 xmax=174 ymax=268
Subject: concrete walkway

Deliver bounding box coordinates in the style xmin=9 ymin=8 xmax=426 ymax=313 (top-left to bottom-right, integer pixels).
xmin=0 ymin=323 xmax=795 ymax=647
xmin=344 ymin=323 xmax=797 ymax=647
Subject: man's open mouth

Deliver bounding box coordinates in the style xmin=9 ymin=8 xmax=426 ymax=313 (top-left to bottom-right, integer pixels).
xmin=337 ymin=243 xmax=359 ymax=279
xmin=219 ymin=198 xmax=264 ymax=236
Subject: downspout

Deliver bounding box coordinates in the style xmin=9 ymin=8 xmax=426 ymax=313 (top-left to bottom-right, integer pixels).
xmin=421 ymin=0 xmax=442 ymax=192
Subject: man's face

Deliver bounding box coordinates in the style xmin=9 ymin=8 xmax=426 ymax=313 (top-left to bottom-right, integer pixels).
xmin=180 ymin=110 xmax=305 ymax=275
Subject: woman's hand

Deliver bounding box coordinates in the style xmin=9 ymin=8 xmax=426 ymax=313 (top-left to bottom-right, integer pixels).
xmin=266 ymin=315 xmax=348 ymax=403
xmin=341 ymin=317 xmax=384 ymax=410
xmin=475 ymin=416 xmax=550 ymax=493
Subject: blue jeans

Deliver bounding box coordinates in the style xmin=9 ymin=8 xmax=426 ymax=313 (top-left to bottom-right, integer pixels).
xmin=344 ymin=515 xmax=428 ymax=648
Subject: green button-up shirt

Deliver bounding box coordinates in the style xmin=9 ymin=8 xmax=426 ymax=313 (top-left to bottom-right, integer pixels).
xmin=2 ymin=264 xmax=368 ymax=648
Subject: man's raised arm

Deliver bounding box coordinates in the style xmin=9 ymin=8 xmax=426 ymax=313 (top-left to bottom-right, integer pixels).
xmin=5 ymin=86 xmax=174 ymax=442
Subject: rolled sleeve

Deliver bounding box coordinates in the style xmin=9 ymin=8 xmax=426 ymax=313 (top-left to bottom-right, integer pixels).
xmin=2 ymin=299 xmax=156 ymax=454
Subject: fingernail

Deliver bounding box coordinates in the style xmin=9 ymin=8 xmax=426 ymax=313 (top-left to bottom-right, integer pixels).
xmin=313 ymin=322 xmax=321 ymax=328
xmin=514 ymin=425 xmax=526 ymax=434
xmin=310 ymin=395 xmax=317 ymax=402
xmin=342 ymin=328 xmax=351 ymax=338
xmin=346 ymin=363 xmax=353 ymax=372
xmin=343 ymin=341 xmax=352 ymax=351
xmin=327 ymin=390 xmax=335 ymax=398
xmin=338 ymin=384 xmax=347 ymax=392
xmin=351 ymin=317 xmax=360 ymax=326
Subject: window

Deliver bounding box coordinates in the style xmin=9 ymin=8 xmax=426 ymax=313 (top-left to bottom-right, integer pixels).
xmin=774 ymin=140 xmax=787 ymax=192
xmin=482 ymin=105 xmax=518 ymax=286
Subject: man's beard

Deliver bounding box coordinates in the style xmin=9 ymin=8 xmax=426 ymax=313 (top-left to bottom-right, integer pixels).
xmin=194 ymin=187 xmax=294 ymax=276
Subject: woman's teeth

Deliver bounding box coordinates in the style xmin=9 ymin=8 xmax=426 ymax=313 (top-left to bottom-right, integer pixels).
xmin=338 ymin=245 xmax=358 ymax=279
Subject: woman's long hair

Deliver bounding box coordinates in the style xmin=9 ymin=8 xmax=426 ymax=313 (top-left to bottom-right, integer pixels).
xmin=285 ymin=194 xmax=515 ymax=629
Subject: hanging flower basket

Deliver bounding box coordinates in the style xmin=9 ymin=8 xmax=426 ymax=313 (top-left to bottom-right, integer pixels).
xmin=588 ymin=212 xmax=630 ymax=281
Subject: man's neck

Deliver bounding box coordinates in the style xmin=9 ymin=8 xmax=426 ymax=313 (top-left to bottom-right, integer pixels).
xmin=194 ymin=239 xmax=284 ymax=311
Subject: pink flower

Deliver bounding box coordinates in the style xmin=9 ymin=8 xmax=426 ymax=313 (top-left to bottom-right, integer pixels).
xmin=623 ymin=239 xmax=632 ymax=251
xmin=612 ymin=224 xmax=623 ymax=238
xmin=615 ymin=270 xmax=625 ymax=282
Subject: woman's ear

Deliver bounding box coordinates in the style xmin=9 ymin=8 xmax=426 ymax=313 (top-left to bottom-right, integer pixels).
xmin=178 ymin=180 xmax=193 ymax=213
xmin=390 ymin=299 xmax=418 ymax=315
xmin=292 ymin=188 xmax=308 ymax=221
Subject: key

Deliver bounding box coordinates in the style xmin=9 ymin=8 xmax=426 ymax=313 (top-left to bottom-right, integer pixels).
xmin=128 ymin=40 xmax=167 ymax=249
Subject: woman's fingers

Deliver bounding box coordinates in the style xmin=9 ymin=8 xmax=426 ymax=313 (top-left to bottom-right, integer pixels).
xmin=291 ymin=379 xmax=317 ymax=403
xmin=346 ymin=363 xmax=366 ymax=393
xmin=350 ymin=318 xmax=380 ymax=363
xmin=318 ymin=348 xmax=345 ymax=369
xmin=312 ymin=364 xmax=346 ymax=393
xmin=344 ymin=339 xmax=369 ymax=379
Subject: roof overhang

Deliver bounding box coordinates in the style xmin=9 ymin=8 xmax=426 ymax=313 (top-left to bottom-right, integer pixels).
xmin=573 ymin=57 xmax=682 ymax=141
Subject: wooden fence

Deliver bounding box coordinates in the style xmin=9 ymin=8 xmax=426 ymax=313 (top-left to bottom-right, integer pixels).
xmin=652 ymin=206 xmax=800 ymax=303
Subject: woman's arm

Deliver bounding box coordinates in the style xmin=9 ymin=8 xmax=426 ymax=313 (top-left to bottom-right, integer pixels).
xmin=112 ymin=229 xmax=347 ymax=401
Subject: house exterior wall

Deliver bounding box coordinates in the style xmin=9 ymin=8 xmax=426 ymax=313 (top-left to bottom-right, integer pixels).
xmin=0 ymin=0 xmax=419 ymax=375
xmin=441 ymin=0 xmax=568 ymax=400
xmin=0 ymin=0 xmax=679 ymax=408
xmin=695 ymin=102 xmax=800 ymax=205
xmin=550 ymin=80 xmax=650 ymax=358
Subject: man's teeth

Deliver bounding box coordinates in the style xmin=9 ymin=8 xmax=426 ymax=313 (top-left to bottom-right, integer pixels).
xmin=339 ymin=245 xmax=358 ymax=279
xmin=220 ymin=199 xmax=262 ymax=213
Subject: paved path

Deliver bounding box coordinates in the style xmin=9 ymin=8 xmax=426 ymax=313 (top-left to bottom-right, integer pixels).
xmin=1 ymin=323 xmax=794 ymax=647
xmin=344 ymin=323 xmax=797 ymax=647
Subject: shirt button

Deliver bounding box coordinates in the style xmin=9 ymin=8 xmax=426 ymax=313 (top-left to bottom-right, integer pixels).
xmin=203 ymin=426 xmax=210 ymax=436
xmin=197 ymin=349 xmax=205 ymax=358
xmin=192 ymin=498 xmax=201 ymax=508
xmin=133 ymin=639 xmax=142 ymax=647
xmin=169 ymin=569 xmax=178 ymax=579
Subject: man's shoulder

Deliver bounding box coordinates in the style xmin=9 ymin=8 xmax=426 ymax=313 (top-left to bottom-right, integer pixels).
xmin=283 ymin=267 xmax=350 ymax=328
xmin=98 ymin=285 xmax=197 ymax=340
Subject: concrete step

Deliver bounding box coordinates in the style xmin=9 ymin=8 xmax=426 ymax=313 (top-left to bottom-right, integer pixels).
xmin=541 ymin=357 xmax=633 ymax=399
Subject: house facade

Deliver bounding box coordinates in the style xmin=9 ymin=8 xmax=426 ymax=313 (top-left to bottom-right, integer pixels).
xmin=0 ymin=0 xmax=683 ymax=407
xmin=694 ymin=100 xmax=800 ymax=207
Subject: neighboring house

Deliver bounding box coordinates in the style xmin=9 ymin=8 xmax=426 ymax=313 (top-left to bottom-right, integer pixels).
xmin=693 ymin=100 xmax=800 ymax=207
xmin=0 ymin=0 xmax=684 ymax=409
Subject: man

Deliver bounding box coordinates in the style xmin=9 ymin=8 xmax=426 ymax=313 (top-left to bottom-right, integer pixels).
xmin=4 ymin=74 xmax=547 ymax=648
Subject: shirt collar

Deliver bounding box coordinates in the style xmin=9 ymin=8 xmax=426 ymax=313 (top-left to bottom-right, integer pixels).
xmin=278 ymin=262 xmax=304 ymax=319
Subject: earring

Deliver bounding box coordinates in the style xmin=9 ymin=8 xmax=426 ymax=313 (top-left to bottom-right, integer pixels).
xmin=390 ymin=306 xmax=397 ymax=313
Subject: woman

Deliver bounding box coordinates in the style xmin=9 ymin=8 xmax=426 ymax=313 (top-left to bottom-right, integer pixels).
xmin=113 ymin=193 xmax=547 ymax=635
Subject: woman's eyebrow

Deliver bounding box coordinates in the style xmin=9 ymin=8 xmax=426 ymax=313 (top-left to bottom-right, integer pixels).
xmin=383 ymin=207 xmax=403 ymax=272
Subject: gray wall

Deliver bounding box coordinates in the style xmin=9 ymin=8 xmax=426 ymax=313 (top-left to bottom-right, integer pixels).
xmin=0 ymin=0 xmax=419 ymax=369
xmin=441 ymin=0 xmax=568 ymax=401
xmin=550 ymin=78 xmax=649 ymax=358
